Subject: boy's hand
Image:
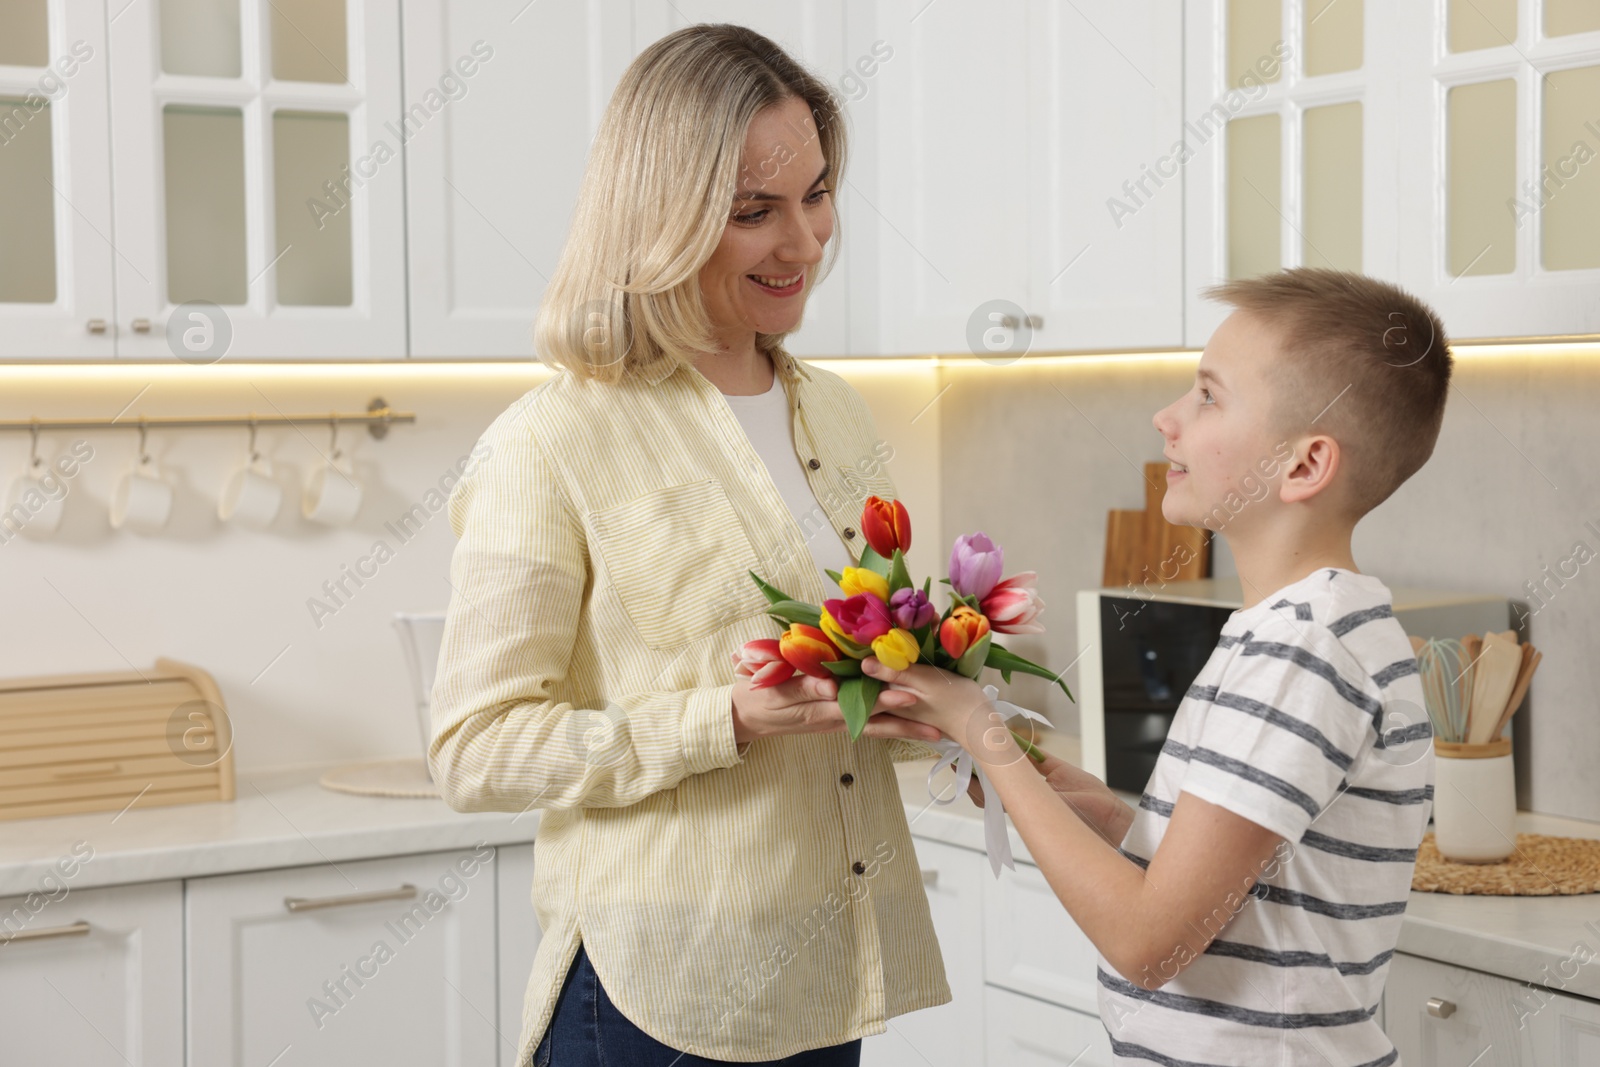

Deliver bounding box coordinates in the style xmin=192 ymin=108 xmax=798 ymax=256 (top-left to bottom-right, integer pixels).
xmin=860 ymin=657 xmax=1014 ymax=760
xmin=967 ymin=752 xmax=1134 ymax=846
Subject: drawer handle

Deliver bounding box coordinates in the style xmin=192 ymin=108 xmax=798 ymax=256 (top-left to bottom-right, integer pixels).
xmin=921 ymin=868 xmax=938 ymax=887
xmin=284 ymin=884 xmax=417 ymax=913
xmin=1426 ymin=997 xmax=1456 ymax=1019
xmin=1 ymin=920 xmax=91 ymax=944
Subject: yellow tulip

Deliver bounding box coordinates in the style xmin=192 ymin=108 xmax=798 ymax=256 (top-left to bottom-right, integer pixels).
xmin=871 ymin=628 xmax=921 ymax=671
xmin=839 ymin=566 xmax=890 ymax=603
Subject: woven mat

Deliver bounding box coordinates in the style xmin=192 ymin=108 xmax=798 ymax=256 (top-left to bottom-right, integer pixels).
xmin=1412 ymin=832 xmax=1600 ymax=895
xmin=318 ymin=757 xmax=440 ymax=799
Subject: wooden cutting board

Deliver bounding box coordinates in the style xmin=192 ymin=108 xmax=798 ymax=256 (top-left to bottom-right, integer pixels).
xmin=0 ymin=658 xmax=235 ymax=821
xmin=1102 ymin=462 xmax=1211 ymax=587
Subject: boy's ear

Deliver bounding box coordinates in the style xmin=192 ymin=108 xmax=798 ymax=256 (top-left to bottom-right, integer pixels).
xmin=1278 ymin=434 xmax=1342 ymax=505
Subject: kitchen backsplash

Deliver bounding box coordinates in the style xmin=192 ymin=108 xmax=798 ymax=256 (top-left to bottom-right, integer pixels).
xmin=2 ymin=347 xmax=1593 ymax=820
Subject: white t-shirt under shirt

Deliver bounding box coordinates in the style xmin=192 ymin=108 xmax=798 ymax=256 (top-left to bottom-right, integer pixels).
xmin=1102 ymin=567 xmax=1433 ymax=1067
xmin=722 ymin=373 xmax=855 ymax=594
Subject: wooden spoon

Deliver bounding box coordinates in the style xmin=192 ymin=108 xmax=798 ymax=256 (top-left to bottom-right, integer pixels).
xmin=1487 ymin=643 xmax=1541 ymax=742
xmin=1467 ymin=632 xmax=1523 ymax=744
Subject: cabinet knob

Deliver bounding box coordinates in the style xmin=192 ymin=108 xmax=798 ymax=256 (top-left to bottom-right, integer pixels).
xmin=921 ymin=868 xmax=938 ymax=887
xmin=131 ymin=318 xmax=151 ymax=333
xmin=1426 ymin=996 xmax=1456 ymax=1019
xmin=1024 ymin=314 xmax=1043 ymax=329
xmin=86 ymin=318 xmax=107 ymax=334
xmin=995 ymin=314 xmax=1020 ymax=330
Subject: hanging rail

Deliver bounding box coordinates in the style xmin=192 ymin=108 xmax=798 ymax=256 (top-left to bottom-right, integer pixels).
xmin=0 ymin=397 xmax=414 ymax=440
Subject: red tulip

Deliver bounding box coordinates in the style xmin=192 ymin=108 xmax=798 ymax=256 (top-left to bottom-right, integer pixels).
xmin=822 ymin=594 xmax=893 ymax=645
xmin=939 ymin=605 xmax=991 ymax=660
xmin=779 ymin=623 xmax=844 ymax=679
xmin=732 ymin=639 xmax=797 ymax=689
xmin=981 ymin=572 xmax=1046 ymax=635
xmin=861 ymin=496 xmax=912 ymax=558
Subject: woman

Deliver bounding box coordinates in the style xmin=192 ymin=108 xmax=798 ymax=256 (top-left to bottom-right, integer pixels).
xmin=429 ymin=24 xmax=951 ymax=1067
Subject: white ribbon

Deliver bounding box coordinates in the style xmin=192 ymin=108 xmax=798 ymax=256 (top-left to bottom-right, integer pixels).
xmin=924 ymin=685 xmax=1053 ymax=878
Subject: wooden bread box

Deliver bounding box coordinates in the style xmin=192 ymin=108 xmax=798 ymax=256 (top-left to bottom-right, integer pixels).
xmin=0 ymin=658 xmax=235 ymax=822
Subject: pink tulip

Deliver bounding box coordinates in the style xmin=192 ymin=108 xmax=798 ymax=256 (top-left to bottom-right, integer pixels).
xmin=732 ymin=638 xmax=797 ymax=689
xmin=822 ymin=594 xmax=893 ymax=645
xmin=981 ymin=572 xmax=1046 ymax=634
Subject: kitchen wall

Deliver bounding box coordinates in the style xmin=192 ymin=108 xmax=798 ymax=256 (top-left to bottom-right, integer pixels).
xmin=3 ymin=343 xmax=1596 ymax=821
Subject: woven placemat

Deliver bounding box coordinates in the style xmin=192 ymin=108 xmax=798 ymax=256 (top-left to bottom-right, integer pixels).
xmin=318 ymin=757 xmax=440 ymax=799
xmin=1412 ymin=832 xmax=1600 ymax=895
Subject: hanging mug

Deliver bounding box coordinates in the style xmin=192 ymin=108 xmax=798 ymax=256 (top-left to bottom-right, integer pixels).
xmin=110 ymin=426 xmax=174 ymax=535
xmin=4 ymin=428 xmax=67 ymax=538
xmin=302 ymin=422 xmax=363 ymax=526
xmin=219 ymin=422 xmax=282 ymax=529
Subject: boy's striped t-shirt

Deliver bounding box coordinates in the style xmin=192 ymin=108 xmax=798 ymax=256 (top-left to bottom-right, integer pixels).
xmin=1099 ymin=567 xmax=1434 ymax=1067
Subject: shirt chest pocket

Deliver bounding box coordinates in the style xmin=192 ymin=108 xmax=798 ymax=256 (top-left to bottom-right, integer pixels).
xmin=586 ymin=479 xmax=773 ymax=652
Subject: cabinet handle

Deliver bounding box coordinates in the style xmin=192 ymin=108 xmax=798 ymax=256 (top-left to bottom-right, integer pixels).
xmin=284 ymin=884 xmax=418 ymax=913
xmin=86 ymin=318 xmax=107 ymax=334
xmin=921 ymin=868 xmax=938 ymax=887
xmin=995 ymin=314 xmax=1020 ymax=330
xmin=1426 ymin=996 xmax=1456 ymax=1019
xmin=1024 ymin=314 xmax=1043 ymax=329
xmin=131 ymin=318 xmax=151 ymax=333
xmin=0 ymin=920 xmax=91 ymax=944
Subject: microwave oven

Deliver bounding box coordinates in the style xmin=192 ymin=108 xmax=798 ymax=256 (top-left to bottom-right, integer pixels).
xmin=1075 ymin=579 xmax=1510 ymax=794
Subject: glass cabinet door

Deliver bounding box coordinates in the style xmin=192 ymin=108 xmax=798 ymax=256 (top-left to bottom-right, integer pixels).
xmin=0 ymin=0 xmax=116 ymax=358
xmin=107 ymin=0 xmax=405 ymax=360
xmin=1397 ymin=0 xmax=1600 ymax=339
xmin=1185 ymin=0 xmax=1388 ymax=346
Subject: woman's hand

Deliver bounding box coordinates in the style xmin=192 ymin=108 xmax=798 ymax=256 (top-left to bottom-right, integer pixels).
xmin=731 ymin=672 xmax=944 ymax=745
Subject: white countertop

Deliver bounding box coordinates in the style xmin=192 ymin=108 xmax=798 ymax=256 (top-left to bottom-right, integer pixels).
xmin=0 ymin=762 xmax=539 ymax=897
xmin=5 ymin=736 xmax=1600 ymax=1003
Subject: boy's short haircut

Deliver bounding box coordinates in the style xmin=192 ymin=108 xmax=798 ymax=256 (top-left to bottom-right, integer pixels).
xmin=1204 ymin=268 xmax=1453 ymax=517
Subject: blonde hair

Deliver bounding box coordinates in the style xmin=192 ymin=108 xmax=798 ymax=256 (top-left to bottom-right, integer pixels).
xmin=534 ymin=25 xmax=847 ymax=384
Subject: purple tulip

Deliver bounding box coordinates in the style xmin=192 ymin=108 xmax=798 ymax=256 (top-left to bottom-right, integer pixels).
xmin=889 ymin=587 xmax=936 ymax=631
xmin=949 ymin=532 xmax=1005 ymax=600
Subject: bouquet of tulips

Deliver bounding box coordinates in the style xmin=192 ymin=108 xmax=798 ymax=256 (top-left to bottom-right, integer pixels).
xmin=732 ymin=496 xmax=1071 ymax=750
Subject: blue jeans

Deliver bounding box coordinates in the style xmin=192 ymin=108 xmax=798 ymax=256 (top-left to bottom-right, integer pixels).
xmin=532 ymin=942 xmax=863 ymax=1067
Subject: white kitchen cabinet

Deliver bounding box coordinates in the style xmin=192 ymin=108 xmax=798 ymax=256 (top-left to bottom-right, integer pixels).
xmin=401 ymin=0 xmax=634 ymax=359
xmin=496 ymin=840 xmax=541 ymax=1067
xmin=0 ymin=878 xmax=184 ymax=1066
xmin=106 ymin=0 xmax=408 ymax=359
xmin=868 ymin=0 xmax=1184 ymax=357
xmin=1024 ymin=1 xmax=1185 ymax=352
xmin=0 ymin=0 xmax=117 ymax=358
xmin=1386 ymin=951 xmax=1600 ymax=1067
xmin=985 ymin=857 xmax=1103 ymax=1015
xmin=985 ymin=984 xmax=1115 ymax=1066
xmin=862 ymin=835 xmax=986 ymax=1067
xmin=185 ymin=846 xmax=500 ymax=1067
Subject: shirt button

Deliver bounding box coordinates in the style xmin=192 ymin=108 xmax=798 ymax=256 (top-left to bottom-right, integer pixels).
xmin=807 ymin=458 xmax=821 ymax=470
xmin=843 ymin=527 xmax=856 ymax=539
xmin=840 ymin=773 xmax=854 ymax=786
xmin=852 ymin=860 xmax=866 ymax=875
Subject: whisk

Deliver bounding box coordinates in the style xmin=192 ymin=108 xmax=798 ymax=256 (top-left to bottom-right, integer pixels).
xmin=1416 ymin=637 xmax=1474 ymax=743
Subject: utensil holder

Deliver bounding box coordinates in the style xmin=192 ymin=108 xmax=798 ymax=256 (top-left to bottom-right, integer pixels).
xmin=1433 ymin=738 xmax=1516 ymax=863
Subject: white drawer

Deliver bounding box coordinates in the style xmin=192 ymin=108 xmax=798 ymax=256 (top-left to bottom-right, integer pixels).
xmin=985 ymin=984 xmax=1114 ymax=1066
xmin=983 ymin=859 xmax=1101 ymax=1013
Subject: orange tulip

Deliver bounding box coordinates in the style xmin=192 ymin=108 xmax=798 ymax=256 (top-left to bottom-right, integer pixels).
xmin=780 ymin=623 xmax=844 ymax=679
xmin=861 ymin=496 xmax=912 ymax=558
xmin=939 ymin=605 xmax=991 ymax=660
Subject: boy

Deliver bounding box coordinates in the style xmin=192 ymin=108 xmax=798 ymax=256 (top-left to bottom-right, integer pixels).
xmin=864 ymin=268 xmax=1448 ymax=1066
